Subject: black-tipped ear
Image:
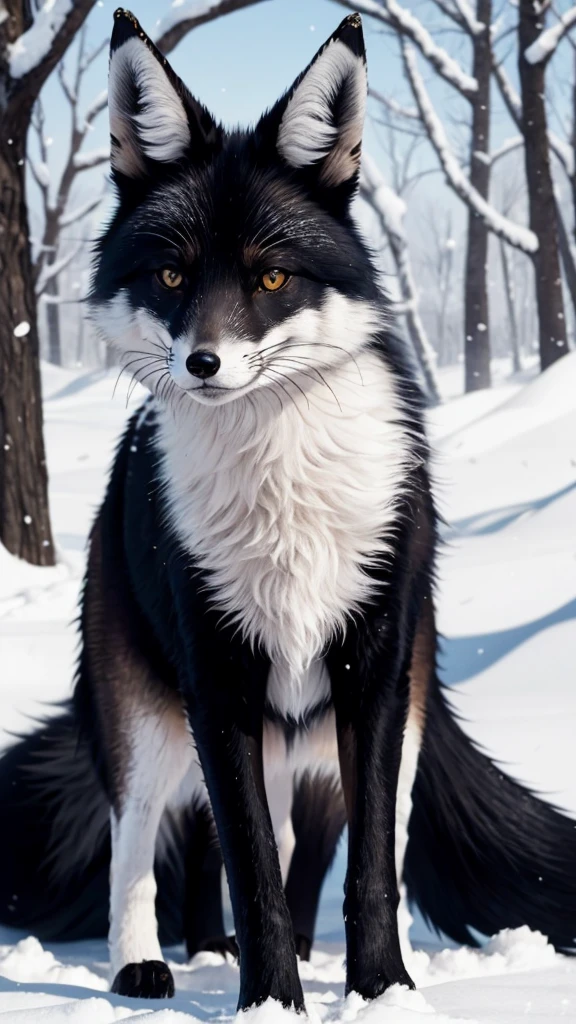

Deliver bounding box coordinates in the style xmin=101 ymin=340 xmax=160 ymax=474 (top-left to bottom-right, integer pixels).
xmin=257 ymin=14 xmax=367 ymax=205
xmin=108 ymin=8 xmax=222 ymax=180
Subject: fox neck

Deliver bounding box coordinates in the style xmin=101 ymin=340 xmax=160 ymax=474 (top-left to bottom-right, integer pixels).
xmin=155 ymin=349 xmax=414 ymax=705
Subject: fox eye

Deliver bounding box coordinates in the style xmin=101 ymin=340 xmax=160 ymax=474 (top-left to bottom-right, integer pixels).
xmin=260 ymin=269 xmax=288 ymax=292
xmin=158 ymin=267 xmax=183 ymax=289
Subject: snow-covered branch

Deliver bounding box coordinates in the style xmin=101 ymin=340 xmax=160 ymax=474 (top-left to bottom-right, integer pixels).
xmin=369 ymin=87 xmax=420 ymax=121
xmin=360 ymin=153 xmax=441 ymax=403
xmin=81 ymin=88 xmax=108 ymax=130
xmin=491 ymin=57 xmax=575 ymax=178
xmin=336 ymin=0 xmax=478 ymax=96
xmin=58 ymin=193 xmax=105 ymax=229
xmin=154 ymin=0 xmax=268 ymax=54
xmin=525 ymin=5 xmax=576 ymax=64
xmin=9 ymin=0 xmax=74 ymax=78
xmin=73 ymin=147 xmax=109 ymax=171
xmin=35 ymin=243 xmax=82 ymax=296
xmin=491 ymin=59 xmax=523 ymax=124
xmin=362 ymin=153 xmax=408 ymax=241
xmin=28 ymin=158 xmax=51 ymax=192
xmin=452 ymin=0 xmax=485 ymax=36
xmin=474 ymin=135 xmax=523 ymax=166
xmin=403 ymin=44 xmax=538 ymax=254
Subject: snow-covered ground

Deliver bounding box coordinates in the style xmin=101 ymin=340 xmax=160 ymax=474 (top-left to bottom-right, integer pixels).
xmin=1 ymin=354 xmax=575 ymax=1022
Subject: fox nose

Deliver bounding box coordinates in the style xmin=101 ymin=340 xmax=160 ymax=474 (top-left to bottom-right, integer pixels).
xmin=185 ymin=350 xmax=221 ymax=379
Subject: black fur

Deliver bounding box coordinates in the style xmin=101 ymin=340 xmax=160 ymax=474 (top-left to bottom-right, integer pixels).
xmin=405 ymin=682 xmax=576 ymax=951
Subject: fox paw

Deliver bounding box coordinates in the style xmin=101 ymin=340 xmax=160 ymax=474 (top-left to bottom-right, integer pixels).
xmin=111 ymin=960 xmax=175 ymax=998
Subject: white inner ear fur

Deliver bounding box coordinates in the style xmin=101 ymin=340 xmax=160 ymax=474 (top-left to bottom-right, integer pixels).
xmin=109 ymin=37 xmax=191 ymax=177
xmin=277 ymin=40 xmax=366 ymax=187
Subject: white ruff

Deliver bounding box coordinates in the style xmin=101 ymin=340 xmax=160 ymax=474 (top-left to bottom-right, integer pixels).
xmin=156 ymin=344 xmax=415 ymax=716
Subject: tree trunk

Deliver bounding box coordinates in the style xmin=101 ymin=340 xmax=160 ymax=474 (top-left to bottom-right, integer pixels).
xmin=0 ymin=128 xmax=55 ymax=564
xmin=464 ymin=0 xmax=492 ymax=392
xmin=518 ymin=0 xmax=568 ymax=371
xmin=499 ymin=239 xmax=521 ymax=373
xmin=556 ymin=198 xmax=576 ymax=318
xmin=45 ymin=252 xmax=62 ymax=366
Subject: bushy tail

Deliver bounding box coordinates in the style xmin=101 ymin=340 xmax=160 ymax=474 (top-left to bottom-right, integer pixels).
xmin=0 ymin=708 xmax=110 ymax=940
xmin=0 ymin=710 xmax=184 ymax=943
xmin=405 ymin=681 xmax=576 ymax=951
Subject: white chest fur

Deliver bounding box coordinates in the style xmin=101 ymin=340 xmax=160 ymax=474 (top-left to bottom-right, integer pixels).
xmin=156 ymin=350 xmax=413 ymax=717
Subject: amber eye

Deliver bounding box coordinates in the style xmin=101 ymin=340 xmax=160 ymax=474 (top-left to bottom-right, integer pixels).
xmin=158 ymin=267 xmax=183 ymax=289
xmin=261 ymin=269 xmax=287 ymax=292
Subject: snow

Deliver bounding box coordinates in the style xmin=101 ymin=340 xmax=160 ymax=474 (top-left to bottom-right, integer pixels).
xmin=12 ymin=321 xmax=30 ymax=338
xmin=9 ymin=1 xmax=74 ymax=79
xmin=525 ymin=6 xmax=576 ymax=64
xmin=1 ymin=351 xmax=576 ymax=1021
xmin=403 ymin=46 xmax=539 ymax=254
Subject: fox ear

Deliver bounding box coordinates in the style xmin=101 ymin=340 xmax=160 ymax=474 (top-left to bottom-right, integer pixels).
xmin=258 ymin=15 xmax=367 ymax=201
xmin=108 ymin=9 xmax=221 ymax=179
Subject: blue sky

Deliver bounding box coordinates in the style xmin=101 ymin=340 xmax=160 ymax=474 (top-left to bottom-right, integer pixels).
xmin=33 ymin=0 xmax=458 ymax=198
xmin=29 ymin=0 xmax=575 ymax=269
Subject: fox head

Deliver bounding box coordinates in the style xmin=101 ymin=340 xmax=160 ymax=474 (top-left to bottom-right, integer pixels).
xmin=89 ymin=8 xmax=382 ymax=407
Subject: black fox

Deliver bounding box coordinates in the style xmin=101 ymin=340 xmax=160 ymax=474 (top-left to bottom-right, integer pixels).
xmin=1 ymin=8 xmax=575 ymax=1011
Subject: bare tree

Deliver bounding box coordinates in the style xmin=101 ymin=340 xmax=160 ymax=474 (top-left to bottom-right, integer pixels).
xmin=29 ymin=27 xmax=108 ymax=365
xmin=338 ymin=0 xmax=543 ymax=392
xmin=360 ymin=153 xmax=441 ymax=403
xmin=336 ymin=0 xmax=497 ymax=389
xmin=519 ymin=0 xmax=568 ymax=370
xmin=0 ymin=0 xmax=96 ymax=566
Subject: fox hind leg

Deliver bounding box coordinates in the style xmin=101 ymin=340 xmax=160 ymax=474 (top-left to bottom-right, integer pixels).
xmin=108 ymin=696 xmax=195 ymax=998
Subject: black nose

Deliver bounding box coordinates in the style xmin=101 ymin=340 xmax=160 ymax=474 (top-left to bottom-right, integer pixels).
xmin=185 ymin=350 xmax=221 ymax=379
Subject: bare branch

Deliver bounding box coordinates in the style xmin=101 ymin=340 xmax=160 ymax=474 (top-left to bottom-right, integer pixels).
xmin=429 ymin=0 xmax=467 ymax=29
xmin=35 ymin=242 xmax=83 ymax=296
xmin=8 ymin=0 xmax=95 ymax=91
xmin=57 ymin=59 xmax=75 ymax=106
xmin=82 ymin=88 xmax=108 ymax=130
xmin=402 ymin=43 xmax=538 ymax=253
xmin=452 ymin=0 xmax=485 ymax=35
xmin=58 ymin=192 xmax=105 ymax=228
xmin=491 ymin=56 xmax=523 ymax=123
xmin=80 ymin=36 xmax=106 ymax=73
xmin=72 ymin=146 xmax=109 ymax=171
xmin=335 ymin=0 xmax=478 ymax=96
xmin=154 ymin=0 xmax=269 ymax=54
xmin=369 ymin=86 xmax=420 ymax=120
xmin=361 ymin=153 xmax=441 ymax=403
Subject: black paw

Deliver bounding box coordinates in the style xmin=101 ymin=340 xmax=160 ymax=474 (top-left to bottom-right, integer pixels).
xmin=189 ymin=934 xmax=239 ymax=960
xmin=111 ymin=960 xmax=175 ymax=998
